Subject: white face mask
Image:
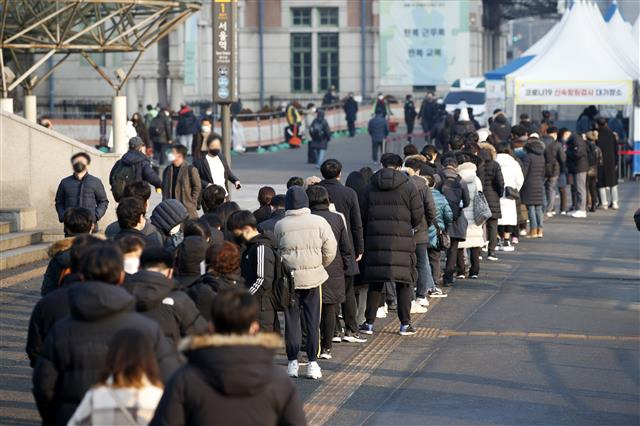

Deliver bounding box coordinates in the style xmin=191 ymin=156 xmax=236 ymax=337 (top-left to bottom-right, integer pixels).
xmin=123 ymin=257 xmax=140 ymax=274
xmin=202 ymin=125 xmax=211 ymax=134
xmin=167 ymin=153 xmax=176 ymax=163
xmin=169 ymin=224 xmax=181 ymax=235
xmin=200 ymin=260 xmax=206 ymax=275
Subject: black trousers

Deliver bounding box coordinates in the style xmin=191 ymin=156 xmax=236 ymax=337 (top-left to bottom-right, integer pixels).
xmin=347 ymin=119 xmax=356 ymax=137
xmin=457 ymin=247 xmax=481 ymax=276
xmin=486 ymin=218 xmax=498 ymax=255
xmin=365 ymin=282 xmax=412 ymax=325
xmin=444 ymin=239 xmax=460 ymax=284
xmin=406 ymin=119 xmax=415 ymax=140
xmin=321 ymin=303 xmax=337 ymax=350
xmin=428 ymin=248 xmax=441 ymax=285
xmin=285 ymin=287 xmax=321 ymax=362
xmin=587 ymin=175 xmax=598 ymax=209
xmin=341 ymin=276 xmax=358 ymax=334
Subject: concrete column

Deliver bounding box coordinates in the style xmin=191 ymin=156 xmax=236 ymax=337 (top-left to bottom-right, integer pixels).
xmin=170 ymin=78 xmax=184 ymax=112
xmin=24 ymin=95 xmax=37 ymax=122
xmin=112 ymin=95 xmax=128 ymax=154
xmin=168 ymin=22 xmax=185 ymax=111
xmin=0 ymin=98 xmax=14 ymax=113
xmin=143 ymin=77 xmax=159 ymax=108
xmin=126 ymin=79 xmax=139 ymax=117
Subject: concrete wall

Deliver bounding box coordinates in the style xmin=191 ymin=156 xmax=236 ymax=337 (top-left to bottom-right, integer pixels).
xmin=0 ymin=111 xmax=120 ymax=230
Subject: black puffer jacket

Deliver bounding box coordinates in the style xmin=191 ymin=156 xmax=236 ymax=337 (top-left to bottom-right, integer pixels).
xmin=478 ymin=144 xmax=504 ymax=219
xmin=150 ymin=334 xmax=306 ymax=426
xmin=362 ymin=168 xmax=423 ymax=285
xmin=566 ymin=134 xmax=589 ymax=174
xmin=54 ymin=174 xmax=109 ymax=223
xmin=40 ymin=238 xmax=74 ymax=296
xmin=27 ymin=275 xmax=82 ymax=367
xmin=241 ymin=233 xmax=277 ymax=311
xmin=319 ymin=178 xmax=365 ymax=259
xmin=490 ymin=115 xmax=511 ymax=143
xmin=436 ymin=167 xmax=470 ymax=241
xmin=32 ymin=282 xmax=180 ymax=426
xmin=520 ymin=139 xmax=547 ymax=205
xmin=187 ymin=273 xmax=243 ymax=321
xmin=128 ymin=270 xmax=208 ymax=345
xmin=257 ymin=209 xmax=285 ymax=234
xmin=544 ymin=139 xmax=566 ymax=178
xmin=109 ymin=149 xmax=162 ymax=189
xmin=311 ymin=205 xmax=353 ymax=304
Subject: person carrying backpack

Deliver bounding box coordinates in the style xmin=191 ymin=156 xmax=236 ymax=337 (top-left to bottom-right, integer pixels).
xmin=227 ymin=210 xmax=279 ymax=332
xmin=308 ymin=109 xmax=332 ymax=168
xmin=436 ymin=156 xmax=470 ymax=286
xmin=110 ymin=137 xmax=162 ymax=202
xmin=149 ymin=108 xmax=173 ymax=165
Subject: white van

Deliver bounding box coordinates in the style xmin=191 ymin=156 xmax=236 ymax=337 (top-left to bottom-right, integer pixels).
xmin=443 ymin=78 xmax=486 ymax=126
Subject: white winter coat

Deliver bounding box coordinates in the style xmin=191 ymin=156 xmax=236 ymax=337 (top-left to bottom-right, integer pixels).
xmin=496 ymin=153 xmax=524 ymax=226
xmin=457 ymin=163 xmax=485 ymax=249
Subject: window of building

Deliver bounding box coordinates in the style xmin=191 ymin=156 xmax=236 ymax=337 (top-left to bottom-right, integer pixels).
xmin=318 ymin=33 xmax=339 ymax=91
xmin=291 ymin=8 xmax=311 ymax=26
xmin=318 ymin=8 xmax=338 ymax=26
xmin=291 ymin=33 xmax=312 ymax=92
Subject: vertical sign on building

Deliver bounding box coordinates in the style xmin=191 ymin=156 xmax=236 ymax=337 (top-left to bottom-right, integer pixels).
xmin=213 ymin=0 xmax=238 ymax=103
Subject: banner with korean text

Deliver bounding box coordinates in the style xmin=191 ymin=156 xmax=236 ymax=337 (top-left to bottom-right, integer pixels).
xmin=379 ymin=0 xmax=470 ymax=86
xmin=514 ymin=80 xmax=633 ymax=105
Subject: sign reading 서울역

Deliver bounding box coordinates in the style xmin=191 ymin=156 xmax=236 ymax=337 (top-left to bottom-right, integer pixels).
xmin=514 ymin=80 xmax=633 ymax=105
xmin=212 ymin=0 xmax=237 ymax=103
xmin=379 ymin=0 xmax=470 ymax=86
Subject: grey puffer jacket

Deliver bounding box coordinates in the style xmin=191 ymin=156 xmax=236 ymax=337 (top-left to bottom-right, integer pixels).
xmin=274 ymin=208 xmax=337 ymax=290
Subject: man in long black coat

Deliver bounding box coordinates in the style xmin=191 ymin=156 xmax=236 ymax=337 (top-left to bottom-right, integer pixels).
xmin=359 ymin=154 xmax=423 ymax=337
xmin=596 ymin=118 xmax=619 ymax=209
xmin=343 ymin=93 xmax=358 ymax=137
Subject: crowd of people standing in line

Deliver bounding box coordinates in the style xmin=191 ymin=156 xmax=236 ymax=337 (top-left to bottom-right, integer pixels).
xmin=33 ymin=94 xmax=628 ymax=425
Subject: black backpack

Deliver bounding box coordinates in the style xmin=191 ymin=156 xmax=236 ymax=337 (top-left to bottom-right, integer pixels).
xmin=271 ymin=253 xmax=295 ymax=311
xmin=437 ymin=173 xmax=464 ymax=220
xmin=111 ymin=162 xmax=136 ymax=202
xmin=309 ymin=119 xmax=326 ymax=141
xmin=149 ymin=116 xmax=164 ymax=139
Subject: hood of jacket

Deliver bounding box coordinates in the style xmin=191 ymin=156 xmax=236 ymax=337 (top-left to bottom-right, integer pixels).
xmin=245 ymin=233 xmax=276 ymax=250
xmin=285 ymin=186 xmax=309 ymax=210
xmin=191 ymin=272 xmax=242 ymax=293
xmin=457 ymin=162 xmax=478 ymax=184
xmin=179 ymin=333 xmax=282 ymax=397
xmin=371 ymin=168 xmax=409 ymax=191
xmin=478 ymin=142 xmax=497 ymax=160
xmin=130 ymin=270 xmax=176 ymax=311
xmin=176 ymin=236 xmax=208 ymax=275
xmin=151 ymin=199 xmax=189 ymax=234
xmin=48 ymin=237 xmax=75 ymax=258
xmin=69 ymin=281 xmax=134 ymax=321
xmin=316 ymin=110 xmax=325 ymax=120
xmin=524 ymin=138 xmax=546 ymax=155
xmin=121 ymin=150 xmax=148 ymax=166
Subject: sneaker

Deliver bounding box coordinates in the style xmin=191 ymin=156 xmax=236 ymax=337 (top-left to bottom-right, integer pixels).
xmin=428 ymin=287 xmax=448 ymax=298
xmin=376 ymin=307 xmax=387 ymax=318
xmin=560 ymin=211 xmax=567 ymax=215
xmin=519 ymin=229 xmax=528 ymax=236
xmin=470 ymin=274 xmax=479 ymax=279
xmin=601 ymin=205 xmax=609 ymax=210
xmin=416 ymin=297 xmax=430 ymax=307
xmin=359 ymin=323 xmax=374 ymax=335
xmin=511 ymin=236 xmax=519 ymax=245
xmin=546 ymin=212 xmax=554 ymax=218
xmin=496 ymin=240 xmax=504 ymax=251
xmin=570 ymin=210 xmax=587 ymax=218
xmin=502 ymin=241 xmax=515 ymax=252
xmin=319 ymin=349 xmax=332 ymax=360
xmin=332 ymin=336 xmax=342 ymax=343
xmin=287 ymin=360 xmax=299 ymax=378
xmin=399 ymin=324 xmax=417 ymax=336
xmin=487 ymin=254 xmax=499 ymax=261
xmin=307 ymin=361 xmax=322 ymax=379
xmin=342 ymin=332 xmax=367 ymax=343
xmin=612 ymin=202 xmax=619 ymax=210
xmin=410 ymin=300 xmax=428 ymax=314
xmin=456 ymin=274 xmax=466 ymax=279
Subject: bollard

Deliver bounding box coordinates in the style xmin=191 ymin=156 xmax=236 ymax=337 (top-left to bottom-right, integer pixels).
xmin=24 ymin=95 xmax=37 ymax=122
xmin=0 ymin=98 xmax=14 ymax=113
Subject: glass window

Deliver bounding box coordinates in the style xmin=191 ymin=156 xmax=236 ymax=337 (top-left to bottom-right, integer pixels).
xmin=318 ymin=8 xmax=338 ymax=26
xmin=318 ymin=33 xmax=339 ymax=92
xmin=443 ymin=91 xmax=486 ymax=105
xmin=291 ymin=8 xmax=311 ymax=26
xmin=291 ymin=33 xmax=312 ymax=93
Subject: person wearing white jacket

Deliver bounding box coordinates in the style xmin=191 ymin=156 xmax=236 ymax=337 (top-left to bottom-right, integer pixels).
xmin=495 ymin=142 xmax=525 ymax=252
xmin=457 ymin=160 xmax=485 ymax=279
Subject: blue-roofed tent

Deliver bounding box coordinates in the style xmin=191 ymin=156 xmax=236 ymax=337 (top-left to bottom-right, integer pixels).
xmin=603 ymin=1 xmax=616 ymax=22
xmin=484 ymin=56 xmax=534 ymax=81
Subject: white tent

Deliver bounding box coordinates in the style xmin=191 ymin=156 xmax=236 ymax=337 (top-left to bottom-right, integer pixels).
xmin=508 ymin=0 xmax=635 ymax=106
xmin=633 ymin=16 xmax=639 ymax=48
xmin=606 ymin=4 xmax=638 ymax=73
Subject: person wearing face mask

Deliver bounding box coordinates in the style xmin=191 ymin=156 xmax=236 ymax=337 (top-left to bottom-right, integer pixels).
xmin=193 ymin=132 xmax=241 ymax=195
xmin=55 ymin=152 xmax=109 ymax=233
xmin=191 ymin=118 xmax=213 ymax=160
xmin=131 ymin=112 xmax=151 ymax=150
xmin=226 ymin=210 xmax=278 ymax=332
xmin=149 ymin=107 xmax=173 ymax=165
xmin=116 ymin=234 xmax=146 ymax=276
xmin=109 ymin=137 xmax=163 ymax=201
xmin=162 ymin=145 xmax=202 ymax=219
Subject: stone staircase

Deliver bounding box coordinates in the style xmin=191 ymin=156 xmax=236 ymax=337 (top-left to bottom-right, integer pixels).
xmin=0 ymin=208 xmax=65 ymax=271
